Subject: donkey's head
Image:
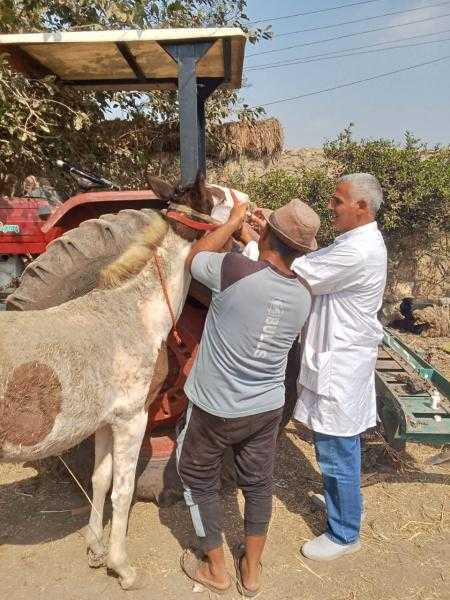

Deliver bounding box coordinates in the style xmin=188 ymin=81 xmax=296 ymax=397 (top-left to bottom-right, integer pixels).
xmin=98 ymin=173 xmax=247 ymax=290
xmin=148 ymin=171 xmax=213 ymax=217
xmin=148 ymin=171 xmax=242 ymax=225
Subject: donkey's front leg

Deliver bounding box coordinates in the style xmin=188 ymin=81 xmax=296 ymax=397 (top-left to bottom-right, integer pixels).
xmin=107 ymin=409 xmax=148 ymax=590
xmin=86 ymin=425 xmax=113 ymax=568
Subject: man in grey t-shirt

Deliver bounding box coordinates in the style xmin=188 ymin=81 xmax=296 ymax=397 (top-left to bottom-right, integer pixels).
xmin=178 ymin=196 xmax=320 ymax=596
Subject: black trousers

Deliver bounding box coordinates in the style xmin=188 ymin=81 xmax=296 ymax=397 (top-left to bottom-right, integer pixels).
xmin=176 ymin=402 xmax=283 ymax=552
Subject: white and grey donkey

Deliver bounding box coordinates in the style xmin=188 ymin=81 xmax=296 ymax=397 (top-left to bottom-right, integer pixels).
xmin=0 ymin=174 xmax=233 ymax=590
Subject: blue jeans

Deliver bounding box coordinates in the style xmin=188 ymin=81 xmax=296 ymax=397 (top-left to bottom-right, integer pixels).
xmin=314 ymin=432 xmax=362 ymax=545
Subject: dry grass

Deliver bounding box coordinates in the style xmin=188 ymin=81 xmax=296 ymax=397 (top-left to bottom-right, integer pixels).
xmin=414 ymin=306 xmax=450 ymax=338
xmin=210 ymin=118 xmax=284 ymax=160
xmin=99 ymin=118 xmax=283 ymax=161
xmin=1 ymin=429 xmax=449 ymax=600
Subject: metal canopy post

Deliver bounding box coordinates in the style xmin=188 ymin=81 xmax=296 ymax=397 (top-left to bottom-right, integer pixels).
xmin=197 ymin=79 xmax=222 ymax=178
xmin=162 ymin=42 xmax=221 ymax=185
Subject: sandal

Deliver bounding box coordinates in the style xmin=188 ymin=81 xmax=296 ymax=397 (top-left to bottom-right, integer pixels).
xmin=180 ymin=549 xmax=231 ymax=595
xmin=233 ymin=544 xmax=262 ymax=598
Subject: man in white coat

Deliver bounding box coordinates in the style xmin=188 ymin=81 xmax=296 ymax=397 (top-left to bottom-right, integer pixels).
xmin=245 ymin=173 xmax=387 ymax=561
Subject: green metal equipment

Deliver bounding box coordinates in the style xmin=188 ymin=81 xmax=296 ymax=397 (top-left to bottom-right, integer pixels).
xmin=376 ymin=329 xmax=450 ymax=446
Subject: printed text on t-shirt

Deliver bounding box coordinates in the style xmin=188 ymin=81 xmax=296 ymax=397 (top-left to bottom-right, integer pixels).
xmin=254 ymin=300 xmax=284 ymax=359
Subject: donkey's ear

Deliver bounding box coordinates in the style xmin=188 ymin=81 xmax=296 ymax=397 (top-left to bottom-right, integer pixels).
xmin=148 ymin=177 xmax=174 ymax=201
xmin=193 ymin=170 xmax=213 ymax=213
xmin=194 ymin=170 xmax=207 ymax=196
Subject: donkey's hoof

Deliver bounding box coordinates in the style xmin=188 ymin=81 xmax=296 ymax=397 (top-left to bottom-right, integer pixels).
xmin=120 ymin=568 xmax=147 ymax=591
xmin=88 ymin=549 xmax=107 ymax=568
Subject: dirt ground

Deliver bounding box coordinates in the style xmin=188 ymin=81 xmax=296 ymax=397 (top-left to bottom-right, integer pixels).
xmin=1 ymin=424 xmax=449 ymax=600
xmin=1 ymin=332 xmax=448 ymax=600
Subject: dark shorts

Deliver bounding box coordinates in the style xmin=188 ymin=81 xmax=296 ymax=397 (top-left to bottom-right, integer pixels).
xmin=176 ymin=402 xmax=283 ymax=551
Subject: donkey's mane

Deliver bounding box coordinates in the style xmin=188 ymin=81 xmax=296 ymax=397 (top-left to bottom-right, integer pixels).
xmin=98 ymin=212 xmax=169 ymax=289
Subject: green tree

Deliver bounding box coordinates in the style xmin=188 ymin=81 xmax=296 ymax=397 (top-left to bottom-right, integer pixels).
xmin=324 ymin=125 xmax=450 ymax=243
xmin=228 ymin=167 xmax=335 ymax=246
xmin=226 ymin=126 xmax=449 ymax=246
xmin=0 ymin=1 xmax=269 ymax=191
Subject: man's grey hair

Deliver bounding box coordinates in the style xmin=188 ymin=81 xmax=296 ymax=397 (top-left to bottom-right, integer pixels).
xmin=339 ymin=173 xmax=383 ymax=214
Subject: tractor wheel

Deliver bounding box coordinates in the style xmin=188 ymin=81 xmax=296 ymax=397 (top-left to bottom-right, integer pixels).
xmin=6 ymin=208 xmax=170 ymax=494
xmin=7 ymin=208 xmax=159 ymax=311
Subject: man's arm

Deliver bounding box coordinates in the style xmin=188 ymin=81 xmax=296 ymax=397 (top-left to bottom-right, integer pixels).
xmin=291 ymin=244 xmax=364 ymax=295
xmin=185 ymin=198 xmax=247 ymax=271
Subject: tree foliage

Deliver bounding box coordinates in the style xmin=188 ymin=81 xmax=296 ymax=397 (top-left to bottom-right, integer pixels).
xmin=0 ymin=0 xmax=269 ymax=191
xmin=229 ymin=127 xmax=449 ymax=246
xmin=228 ymin=167 xmax=335 ymax=245
xmin=324 ymin=125 xmax=450 ymax=242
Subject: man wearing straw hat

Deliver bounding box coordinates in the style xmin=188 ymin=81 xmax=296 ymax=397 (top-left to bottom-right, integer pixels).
xmin=177 ymin=193 xmax=320 ymax=596
xmin=246 ymin=172 xmax=387 ymax=563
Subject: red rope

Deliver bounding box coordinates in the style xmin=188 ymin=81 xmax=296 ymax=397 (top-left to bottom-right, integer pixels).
xmin=152 ymin=250 xmax=182 ymax=346
xmin=166 ymin=210 xmax=219 ymax=231
xmin=153 ymin=207 xmax=218 ymax=345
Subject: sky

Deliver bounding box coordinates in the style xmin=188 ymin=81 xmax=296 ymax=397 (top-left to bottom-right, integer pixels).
xmin=241 ymin=0 xmax=450 ymax=147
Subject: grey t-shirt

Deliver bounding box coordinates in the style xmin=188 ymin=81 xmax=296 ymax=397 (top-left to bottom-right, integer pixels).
xmin=184 ymin=251 xmax=312 ymax=418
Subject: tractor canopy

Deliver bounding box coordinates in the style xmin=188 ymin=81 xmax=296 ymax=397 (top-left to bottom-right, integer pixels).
xmin=0 ymin=27 xmax=246 ymax=185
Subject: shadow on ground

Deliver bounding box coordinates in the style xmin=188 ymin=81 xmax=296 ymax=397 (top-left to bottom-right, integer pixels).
xmin=157 ymin=421 xmax=449 ymax=558
xmin=2 ymin=423 xmax=447 ymax=553
xmin=0 ymin=470 xmax=102 ymax=546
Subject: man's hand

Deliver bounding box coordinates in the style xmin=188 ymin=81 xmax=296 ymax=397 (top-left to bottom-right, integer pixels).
xmin=229 ymin=190 xmax=248 ymax=228
xmin=235 ymin=222 xmax=259 ymax=244
xmin=248 ymin=207 xmax=272 ymax=235
xmin=185 ymin=194 xmax=249 ymax=271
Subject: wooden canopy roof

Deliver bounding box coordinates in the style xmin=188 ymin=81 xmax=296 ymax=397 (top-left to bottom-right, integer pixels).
xmin=0 ymin=28 xmax=246 ymax=91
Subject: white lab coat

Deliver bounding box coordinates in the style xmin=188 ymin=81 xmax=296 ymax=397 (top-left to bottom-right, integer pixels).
xmin=244 ymin=221 xmax=387 ymax=436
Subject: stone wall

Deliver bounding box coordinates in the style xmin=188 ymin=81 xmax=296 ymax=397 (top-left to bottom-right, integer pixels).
xmin=208 ymin=147 xmax=335 ymax=182
xmin=386 ymin=234 xmax=449 ymax=299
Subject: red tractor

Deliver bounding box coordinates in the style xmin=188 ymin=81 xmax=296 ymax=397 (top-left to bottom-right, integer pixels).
xmin=0 ymin=28 xmax=297 ymax=503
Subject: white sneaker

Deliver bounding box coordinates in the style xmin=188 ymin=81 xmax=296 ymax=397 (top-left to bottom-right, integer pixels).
xmin=301 ymin=533 xmax=361 ymax=562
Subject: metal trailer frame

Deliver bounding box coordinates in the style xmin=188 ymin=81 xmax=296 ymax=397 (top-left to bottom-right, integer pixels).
xmin=376 ymin=329 xmax=450 ymax=446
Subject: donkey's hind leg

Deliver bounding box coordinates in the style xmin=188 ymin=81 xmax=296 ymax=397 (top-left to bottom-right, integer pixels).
xmin=86 ymin=424 xmax=113 ymax=568
xmin=107 ymin=409 xmax=148 ymax=590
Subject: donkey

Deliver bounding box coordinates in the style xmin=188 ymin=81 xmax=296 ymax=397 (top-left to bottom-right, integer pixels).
xmin=0 ymin=173 xmax=231 ymax=589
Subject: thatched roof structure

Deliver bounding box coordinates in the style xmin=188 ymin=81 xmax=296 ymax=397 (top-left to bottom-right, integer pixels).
xmin=211 ymin=118 xmax=283 ymax=159
xmin=98 ymin=117 xmax=283 ymax=160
